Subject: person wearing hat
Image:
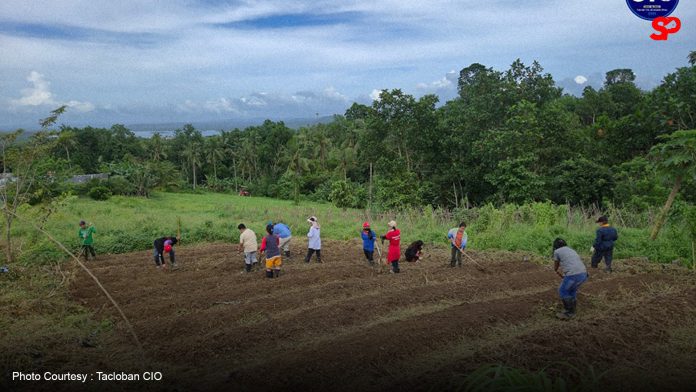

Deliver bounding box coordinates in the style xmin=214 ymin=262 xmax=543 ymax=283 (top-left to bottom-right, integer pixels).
xmin=360 ymin=222 xmax=377 ymax=266
xmin=78 ymin=220 xmax=97 ymax=261
xmin=590 ymin=215 xmax=619 ymax=272
xmin=447 ymin=222 xmax=468 ymax=267
xmin=259 ymin=224 xmax=282 ymax=278
xmin=153 ymin=235 xmax=179 ymax=270
xmin=304 ymin=216 xmax=322 ymax=263
xmin=380 ymin=220 xmax=401 ymax=273
xmin=552 ymin=238 xmax=588 ymax=320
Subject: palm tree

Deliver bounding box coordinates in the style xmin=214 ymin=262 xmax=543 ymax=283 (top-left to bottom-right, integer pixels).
xmin=286 ymin=147 xmax=310 ymax=204
xmin=56 ymin=129 xmax=77 ymax=169
xmin=149 ymin=132 xmax=167 ymax=161
xmin=204 ymin=137 xmax=226 ymax=180
xmin=182 ymin=142 xmax=203 ymax=189
xmin=649 ymin=129 xmax=696 ymax=239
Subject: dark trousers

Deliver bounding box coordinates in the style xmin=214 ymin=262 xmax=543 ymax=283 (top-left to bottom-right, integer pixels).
xmin=591 ymin=249 xmax=613 ymax=269
xmin=154 ymin=247 xmax=176 ymax=266
xmin=364 ymin=249 xmax=374 ymax=263
xmin=81 ymin=245 xmax=96 ymax=260
xmin=390 ymin=260 xmax=400 ymax=273
xmin=450 ymin=247 xmax=462 ymax=267
xmin=305 ymin=248 xmax=322 ymax=263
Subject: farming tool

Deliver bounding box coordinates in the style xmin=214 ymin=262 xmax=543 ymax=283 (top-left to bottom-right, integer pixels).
xmin=376 ymin=238 xmax=386 ymax=273
xmin=375 ymin=239 xmax=383 ymax=266
xmin=451 ymin=240 xmax=486 ymax=271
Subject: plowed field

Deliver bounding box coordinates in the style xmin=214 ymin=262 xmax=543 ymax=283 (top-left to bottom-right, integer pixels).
xmin=8 ymin=240 xmax=696 ymax=391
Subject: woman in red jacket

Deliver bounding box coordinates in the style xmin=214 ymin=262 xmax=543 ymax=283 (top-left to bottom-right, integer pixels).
xmin=381 ymin=220 xmax=401 ymax=273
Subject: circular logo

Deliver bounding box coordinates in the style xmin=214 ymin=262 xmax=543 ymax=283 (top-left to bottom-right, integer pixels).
xmin=626 ymin=0 xmax=679 ymax=21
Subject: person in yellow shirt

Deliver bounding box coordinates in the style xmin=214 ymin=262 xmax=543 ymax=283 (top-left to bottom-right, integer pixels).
xmin=237 ymin=223 xmax=258 ymax=273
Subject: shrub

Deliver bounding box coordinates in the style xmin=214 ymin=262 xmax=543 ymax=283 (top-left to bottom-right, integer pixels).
xmin=88 ymin=186 xmax=112 ymax=201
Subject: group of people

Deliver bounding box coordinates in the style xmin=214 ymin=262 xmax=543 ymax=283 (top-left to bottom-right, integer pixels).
xmin=237 ymin=217 xmax=322 ymax=278
xmin=77 ymin=214 xmax=619 ymax=320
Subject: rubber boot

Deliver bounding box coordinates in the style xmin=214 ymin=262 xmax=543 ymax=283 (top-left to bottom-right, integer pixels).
xmin=556 ymin=298 xmax=575 ymax=320
xmin=245 ymin=263 xmax=252 ymax=273
xmin=273 ymin=269 xmax=280 ymax=278
xmin=570 ymin=298 xmax=577 ymax=316
xmin=265 ymin=270 xmax=274 ymax=278
xmin=284 ymin=250 xmax=291 ymax=259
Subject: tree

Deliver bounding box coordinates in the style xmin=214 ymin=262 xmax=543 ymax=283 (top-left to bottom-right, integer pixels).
xmin=1 ymin=107 xmax=64 ymax=262
xmin=649 ymin=129 xmax=696 ymax=239
xmin=182 ymin=142 xmax=203 ymax=189
xmin=204 ymin=136 xmax=226 ymax=180
xmin=55 ymin=129 xmax=77 ymax=170
xmin=605 ymin=69 xmax=636 ymax=86
xmin=688 ymin=50 xmax=696 ymax=67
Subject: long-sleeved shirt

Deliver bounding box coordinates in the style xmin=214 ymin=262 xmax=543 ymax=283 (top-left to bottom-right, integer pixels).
xmin=307 ymin=226 xmax=321 ymax=250
xmin=593 ymin=225 xmax=618 ymax=251
xmin=154 ymin=236 xmax=178 ymax=253
xmin=361 ymin=229 xmax=376 ymax=251
xmin=384 ymin=229 xmax=401 ymax=262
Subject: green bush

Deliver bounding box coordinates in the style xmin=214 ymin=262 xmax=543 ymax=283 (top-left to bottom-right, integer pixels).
xmin=88 ymin=186 xmax=112 ymax=201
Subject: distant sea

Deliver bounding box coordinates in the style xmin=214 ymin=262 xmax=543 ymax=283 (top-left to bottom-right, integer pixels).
xmin=1 ymin=116 xmax=335 ymax=138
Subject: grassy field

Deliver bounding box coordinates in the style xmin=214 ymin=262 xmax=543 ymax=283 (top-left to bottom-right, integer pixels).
xmin=5 ymin=191 xmax=692 ymax=265
xmin=2 ymin=191 xmax=696 ymax=392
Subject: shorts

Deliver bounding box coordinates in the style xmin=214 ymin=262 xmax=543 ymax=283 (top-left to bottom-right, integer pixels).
xmin=265 ymin=255 xmax=282 ymax=270
xmin=244 ymin=251 xmax=257 ymax=265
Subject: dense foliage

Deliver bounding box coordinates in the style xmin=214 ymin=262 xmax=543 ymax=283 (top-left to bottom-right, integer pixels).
xmin=3 ymin=56 xmax=696 ymax=214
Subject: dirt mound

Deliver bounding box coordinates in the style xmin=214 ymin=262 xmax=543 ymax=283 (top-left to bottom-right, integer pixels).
xmin=9 ymin=240 xmax=696 ymax=391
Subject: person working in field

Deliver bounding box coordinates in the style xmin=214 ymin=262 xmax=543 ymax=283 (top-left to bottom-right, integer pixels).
xmin=78 ymin=220 xmax=97 ymax=261
xmin=272 ymin=220 xmax=293 ymax=259
xmin=590 ymin=215 xmax=619 ymax=273
xmin=304 ymin=216 xmax=322 ymax=263
xmin=447 ymin=222 xmax=468 ymax=267
xmin=405 ymin=240 xmax=424 ymax=263
xmin=237 ymin=223 xmax=258 ymax=273
xmin=552 ymin=238 xmax=588 ymax=320
xmin=259 ymin=224 xmax=282 ymax=278
xmin=381 ymin=220 xmax=401 ymax=273
xmin=153 ymin=235 xmax=179 ymax=270
xmin=361 ymin=222 xmax=377 ymax=266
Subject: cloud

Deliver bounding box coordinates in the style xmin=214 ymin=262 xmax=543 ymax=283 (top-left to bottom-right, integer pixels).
xmin=369 ymin=89 xmax=382 ymax=101
xmin=10 ymin=71 xmax=94 ymax=112
xmin=574 ymin=75 xmax=588 ymax=84
xmin=12 ymin=71 xmax=53 ymax=106
xmin=417 ymin=70 xmax=458 ymax=91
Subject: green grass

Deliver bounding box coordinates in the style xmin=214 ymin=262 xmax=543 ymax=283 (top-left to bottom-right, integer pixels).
xmin=4 ymin=191 xmax=692 ymax=265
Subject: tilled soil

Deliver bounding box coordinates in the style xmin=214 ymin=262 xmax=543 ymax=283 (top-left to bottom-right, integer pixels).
xmin=8 ymin=240 xmax=696 ymax=391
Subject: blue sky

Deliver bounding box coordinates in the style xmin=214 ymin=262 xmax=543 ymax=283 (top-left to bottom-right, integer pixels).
xmin=0 ymin=0 xmax=694 ymax=129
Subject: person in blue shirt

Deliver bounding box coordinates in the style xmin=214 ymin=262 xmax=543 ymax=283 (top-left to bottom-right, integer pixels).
xmin=271 ymin=220 xmax=293 ymax=259
xmin=590 ymin=215 xmax=619 ymax=273
xmin=361 ymin=222 xmax=377 ymax=266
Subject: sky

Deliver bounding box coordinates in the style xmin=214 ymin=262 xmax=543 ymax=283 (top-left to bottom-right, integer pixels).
xmin=0 ymin=0 xmax=694 ymax=130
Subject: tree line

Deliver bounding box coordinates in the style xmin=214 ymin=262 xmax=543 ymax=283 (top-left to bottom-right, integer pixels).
xmin=2 ymin=55 xmax=695 ymax=214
